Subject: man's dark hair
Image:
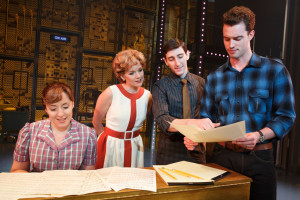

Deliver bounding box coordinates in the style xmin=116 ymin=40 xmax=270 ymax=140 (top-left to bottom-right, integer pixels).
xmin=222 ymin=6 xmax=255 ymax=32
xmin=162 ymin=38 xmax=187 ymax=58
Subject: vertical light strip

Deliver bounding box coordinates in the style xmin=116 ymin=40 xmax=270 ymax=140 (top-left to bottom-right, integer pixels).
xmin=156 ymin=0 xmax=166 ymax=81
xmin=197 ymin=0 xmax=207 ymax=75
xmin=151 ymin=0 xmax=167 ymax=165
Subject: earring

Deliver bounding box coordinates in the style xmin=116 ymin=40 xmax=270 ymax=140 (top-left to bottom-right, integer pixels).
xmin=121 ymin=76 xmax=125 ymax=81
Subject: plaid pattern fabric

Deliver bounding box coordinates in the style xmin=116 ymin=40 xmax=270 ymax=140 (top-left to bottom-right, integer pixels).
xmin=200 ymin=53 xmax=296 ymax=140
xmin=13 ymin=119 xmax=97 ymax=172
xmin=152 ymin=71 xmax=205 ymax=164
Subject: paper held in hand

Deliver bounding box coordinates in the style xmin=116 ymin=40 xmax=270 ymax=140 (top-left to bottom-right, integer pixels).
xmin=169 ymin=121 xmax=246 ymax=142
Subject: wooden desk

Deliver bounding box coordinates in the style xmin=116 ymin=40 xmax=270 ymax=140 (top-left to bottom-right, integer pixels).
xmin=21 ymin=164 xmax=251 ymax=200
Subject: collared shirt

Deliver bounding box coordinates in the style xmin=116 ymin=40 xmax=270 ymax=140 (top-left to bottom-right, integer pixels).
xmin=200 ymin=53 xmax=296 ymax=141
xmin=13 ymin=119 xmax=97 ymax=172
xmin=152 ymin=71 xmax=205 ymax=133
xmin=152 ymin=71 xmax=206 ymax=164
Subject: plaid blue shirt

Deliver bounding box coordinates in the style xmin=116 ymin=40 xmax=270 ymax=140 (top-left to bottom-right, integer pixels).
xmin=200 ymin=53 xmax=295 ymax=141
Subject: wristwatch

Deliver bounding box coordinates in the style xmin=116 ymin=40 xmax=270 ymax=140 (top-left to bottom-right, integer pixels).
xmin=257 ymin=130 xmax=264 ymax=143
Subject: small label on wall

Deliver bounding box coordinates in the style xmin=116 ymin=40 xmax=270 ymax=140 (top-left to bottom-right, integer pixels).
xmin=50 ymin=34 xmax=70 ymax=43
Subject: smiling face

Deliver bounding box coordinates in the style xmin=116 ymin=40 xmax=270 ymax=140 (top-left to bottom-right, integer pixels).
xmin=112 ymin=49 xmax=146 ymax=84
xmin=122 ymin=62 xmax=144 ymax=91
xmin=163 ymin=47 xmax=189 ymax=78
xmin=45 ymin=92 xmax=74 ymax=132
xmin=223 ymin=22 xmax=254 ymax=60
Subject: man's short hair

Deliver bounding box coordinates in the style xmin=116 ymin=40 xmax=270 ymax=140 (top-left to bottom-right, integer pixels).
xmin=222 ymin=6 xmax=255 ymax=32
xmin=162 ymin=38 xmax=187 ymax=58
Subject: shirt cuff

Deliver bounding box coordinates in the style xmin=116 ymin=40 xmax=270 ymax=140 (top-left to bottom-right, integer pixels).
xmin=13 ymin=151 xmax=29 ymax=162
xmin=156 ymin=115 xmax=176 ymax=133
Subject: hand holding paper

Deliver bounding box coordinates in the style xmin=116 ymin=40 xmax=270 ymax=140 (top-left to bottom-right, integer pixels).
xmin=184 ymin=137 xmax=200 ymax=150
xmin=170 ymin=121 xmax=246 ymax=143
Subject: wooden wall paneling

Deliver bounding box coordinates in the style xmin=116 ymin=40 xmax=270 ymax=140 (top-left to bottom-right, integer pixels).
xmin=0 ymin=0 xmax=159 ymax=127
xmin=0 ymin=5 xmax=5 ymax=52
xmin=0 ymin=60 xmax=4 ymax=91
xmin=30 ymin=0 xmax=41 ymax=122
xmin=123 ymin=0 xmax=156 ymax=11
xmin=41 ymin=0 xmax=80 ymax=31
xmin=0 ymin=60 xmax=32 ymax=115
xmin=123 ymin=7 xmax=156 ymax=74
xmin=0 ymin=0 xmax=37 ymax=54
xmin=84 ymin=0 xmax=118 ymax=52
xmin=77 ymin=54 xmax=113 ymax=124
xmin=36 ymin=30 xmax=77 ymax=121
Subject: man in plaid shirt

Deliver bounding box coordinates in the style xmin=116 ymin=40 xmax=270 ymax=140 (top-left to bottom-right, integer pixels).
xmin=185 ymin=6 xmax=295 ymax=200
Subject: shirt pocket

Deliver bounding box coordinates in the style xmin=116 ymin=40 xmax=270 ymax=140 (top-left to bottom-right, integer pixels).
xmin=215 ymin=93 xmax=230 ymax=116
xmin=248 ymin=89 xmax=269 ymax=113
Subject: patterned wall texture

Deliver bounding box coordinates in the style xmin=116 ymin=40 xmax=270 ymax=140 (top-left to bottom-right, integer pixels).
xmin=0 ymin=0 xmax=211 ymax=146
xmin=0 ymin=0 xmax=158 ymax=125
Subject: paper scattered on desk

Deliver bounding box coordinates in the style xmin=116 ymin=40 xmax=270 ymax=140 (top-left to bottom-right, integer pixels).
xmin=0 ymin=172 xmax=42 ymax=200
xmin=38 ymin=170 xmax=111 ymax=195
xmin=95 ymin=167 xmax=157 ymax=192
xmin=31 ymin=170 xmax=87 ymax=195
xmin=80 ymin=170 xmax=111 ymax=194
xmin=0 ymin=167 xmax=157 ymax=200
xmin=0 ymin=170 xmax=111 ymax=200
xmin=170 ymin=121 xmax=246 ymax=142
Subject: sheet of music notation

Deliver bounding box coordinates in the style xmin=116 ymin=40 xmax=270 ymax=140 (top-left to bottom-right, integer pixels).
xmin=0 ymin=167 xmax=156 ymax=200
xmin=95 ymin=167 xmax=157 ymax=192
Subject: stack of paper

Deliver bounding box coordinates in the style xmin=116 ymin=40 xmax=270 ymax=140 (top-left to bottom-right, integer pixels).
xmin=153 ymin=161 xmax=230 ymax=185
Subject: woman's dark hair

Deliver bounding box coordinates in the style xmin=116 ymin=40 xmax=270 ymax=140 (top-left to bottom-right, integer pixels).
xmin=42 ymin=82 xmax=74 ymax=107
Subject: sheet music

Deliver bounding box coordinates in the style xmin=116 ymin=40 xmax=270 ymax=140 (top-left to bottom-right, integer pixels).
xmin=32 ymin=170 xmax=86 ymax=195
xmin=0 ymin=167 xmax=157 ymax=200
xmin=0 ymin=170 xmax=111 ymax=200
xmin=80 ymin=171 xmax=111 ymax=194
xmin=96 ymin=167 xmax=157 ymax=192
xmin=169 ymin=121 xmax=246 ymax=142
xmin=0 ymin=172 xmax=47 ymax=200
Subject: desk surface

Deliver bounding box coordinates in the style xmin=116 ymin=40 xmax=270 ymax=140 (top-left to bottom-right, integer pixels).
xmin=21 ymin=164 xmax=252 ymax=200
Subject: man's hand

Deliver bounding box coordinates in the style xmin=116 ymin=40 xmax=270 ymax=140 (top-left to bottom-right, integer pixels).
xmin=232 ymin=131 xmax=260 ymax=150
xmin=183 ymin=119 xmax=220 ymax=150
xmin=184 ymin=137 xmax=199 ymax=151
xmin=186 ymin=118 xmax=220 ymax=130
xmin=233 ymin=128 xmax=275 ymax=149
xmin=168 ymin=118 xmax=220 ymax=132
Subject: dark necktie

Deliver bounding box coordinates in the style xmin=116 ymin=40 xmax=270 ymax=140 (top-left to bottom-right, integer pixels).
xmin=181 ymin=79 xmax=191 ymax=119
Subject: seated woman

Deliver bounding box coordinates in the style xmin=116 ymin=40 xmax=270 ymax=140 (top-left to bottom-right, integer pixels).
xmin=93 ymin=49 xmax=152 ymax=168
xmin=10 ymin=82 xmax=97 ymax=172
